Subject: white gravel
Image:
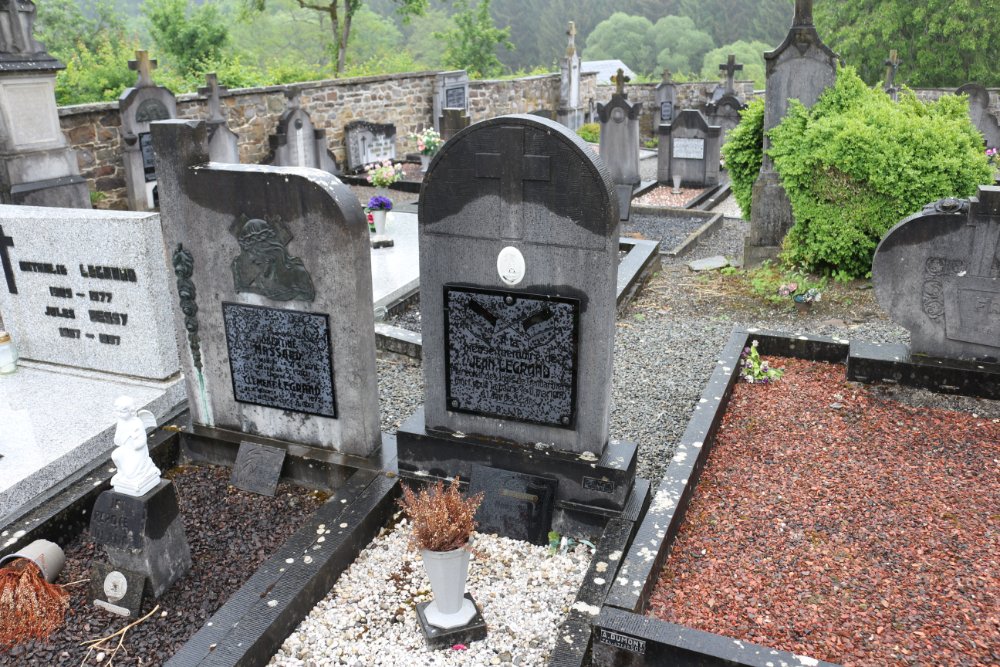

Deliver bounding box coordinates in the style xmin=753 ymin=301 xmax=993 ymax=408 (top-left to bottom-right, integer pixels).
xmin=269 ymin=520 xmax=592 ymax=666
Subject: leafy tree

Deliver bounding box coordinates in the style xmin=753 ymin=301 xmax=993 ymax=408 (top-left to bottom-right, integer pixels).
xmin=143 ymin=0 xmax=230 ymax=74
xmin=347 ymin=7 xmax=405 ymax=65
xmin=721 ymin=97 xmax=764 ymax=219
xmin=648 ymin=15 xmax=714 ymax=75
xmin=402 ymin=9 xmax=454 ymax=68
xmin=582 ymin=12 xmax=654 ymax=75
xmin=815 ymin=0 xmax=1000 ymax=87
xmin=229 ymin=0 xmax=334 ymax=70
xmin=436 ymin=0 xmax=513 ymax=78
xmin=36 ymin=0 xmax=128 ymax=60
xmin=678 ymin=0 xmax=791 ymax=49
xmin=56 ymin=34 xmax=141 ymax=105
xmin=699 ymin=40 xmax=771 ymax=89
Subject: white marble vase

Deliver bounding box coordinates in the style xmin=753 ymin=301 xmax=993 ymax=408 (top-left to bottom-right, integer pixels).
xmin=420 ymin=545 xmax=476 ymax=629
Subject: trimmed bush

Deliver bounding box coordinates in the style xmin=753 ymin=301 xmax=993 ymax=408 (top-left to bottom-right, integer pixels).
xmin=721 ymin=97 xmax=764 ymax=220
xmin=577 ymin=122 xmax=600 ymax=144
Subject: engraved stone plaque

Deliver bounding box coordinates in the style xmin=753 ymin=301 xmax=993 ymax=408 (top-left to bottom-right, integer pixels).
xmin=445 ymin=86 xmax=466 ymax=108
xmin=222 ymin=303 xmax=336 ymax=417
xmin=659 ymin=101 xmax=673 ymax=123
xmin=673 ymin=137 xmax=705 ymax=160
xmin=230 ymin=441 xmax=286 ymax=496
xmin=444 ymin=286 xmax=578 ymax=427
xmin=90 ymin=563 xmax=146 ymax=617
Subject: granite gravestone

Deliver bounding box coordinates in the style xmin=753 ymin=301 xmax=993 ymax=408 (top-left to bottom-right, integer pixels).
xmin=199 ymin=73 xmax=239 ymax=164
xmin=468 ymin=464 xmax=556 ymax=546
xmin=598 ymin=69 xmax=642 ymax=197
xmin=657 ymin=109 xmax=722 ymax=188
xmin=267 ymin=90 xmax=340 ymax=174
xmin=0 ymin=205 xmax=179 ymax=379
xmin=344 ymin=120 xmax=396 ymax=173
xmin=705 ymin=94 xmax=746 ymax=146
xmin=152 ymin=120 xmax=381 ymax=456
xmin=956 ymin=83 xmax=1000 ymax=149
xmin=439 ymin=107 xmax=471 ymax=142
xmin=230 ymin=441 xmax=286 ymax=496
xmin=745 ymin=0 xmax=838 ymax=267
xmin=433 ymin=70 xmax=470 ymax=135
xmin=118 ymin=51 xmax=177 ymax=211
xmin=654 ymin=69 xmax=677 ymax=126
xmin=557 ymin=21 xmax=584 ymax=131
xmin=396 ymin=115 xmax=639 ymax=537
xmin=0 ymin=0 xmax=90 ymax=208
xmin=90 ymin=561 xmax=147 ymax=617
xmin=873 ymin=187 xmax=1000 ymax=363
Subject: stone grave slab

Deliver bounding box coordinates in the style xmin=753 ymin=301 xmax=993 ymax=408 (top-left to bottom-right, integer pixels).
xmin=0 ymin=205 xmax=179 ymax=379
xmin=344 ymin=120 xmax=396 ymax=173
xmin=230 ymin=441 xmax=286 ymax=496
xmin=90 ymin=562 xmax=147 ymax=617
xmin=468 ymin=464 xmax=557 ymax=545
xmin=370 ymin=210 xmax=419 ymax=314
xmin=152 ymin=119 xmax=380 ymax=457
xmin=658 ymin=109 xmax=722 ymax=188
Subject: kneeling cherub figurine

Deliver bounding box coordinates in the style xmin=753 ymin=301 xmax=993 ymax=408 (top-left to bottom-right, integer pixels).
xmin=110 ymin=396 xmax=160 ymax=496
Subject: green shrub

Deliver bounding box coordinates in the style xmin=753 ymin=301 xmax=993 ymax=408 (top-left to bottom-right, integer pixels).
xmin=747 ymin=261 xmax=826 ymax=305
xmin=56 ymin=35 xmax=139 ymax=105
xmin=770 ymin=66 xmax=992 ymax=279
xmin=721 ymin=97 xmax=764 ymax=220
xmin=577 ymin=123 xmax=600 ymax=143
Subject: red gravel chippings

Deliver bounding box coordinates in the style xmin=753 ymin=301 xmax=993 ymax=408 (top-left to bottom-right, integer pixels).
xmin=647 ymin=358 xmax=1000 ymax=667
xmin=2 ymin=464 xmax=325 ymax=666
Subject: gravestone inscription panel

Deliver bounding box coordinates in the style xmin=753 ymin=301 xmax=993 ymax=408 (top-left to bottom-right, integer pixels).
xmin=433 ymin=70 xmax=471 ymax=134
xmin=230 ymin=441 xmax=286 ymax=496
xmin=152 ymin=120 xmax=380 ymax=456
xmin=344 ymin=121 xmax=396 ymax=173
xmin=0 ymin=205 xmax=178 ymax=379
xmin=658 ymin=109 xmax=721 ymax=188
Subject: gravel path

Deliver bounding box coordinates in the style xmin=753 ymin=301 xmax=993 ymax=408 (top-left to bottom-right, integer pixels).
xmin=622 ymin=213 xmax=709 ymax=252
xmin=270 ymin=523 xmax=592 ymax=666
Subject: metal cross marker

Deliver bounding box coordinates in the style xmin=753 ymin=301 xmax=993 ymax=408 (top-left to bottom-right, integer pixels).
xmin=884 ymin=50 xmax=902 ymax=100
xmin=128 ymin=51 xmax=158 ymax=88
xmin=793 ymin=0 xmax=814 ymax=26
xmin=612 ymin=68 xmax=630 ymax=96
xmin=0 ymin=225 xmax=17 ymax=295
xmin=198 ymin=72 xmax=229 ymax=123
xmin=475 ymin=126 xmax=551 ymax=240
xmin=719 ymin=54 xmax=743 ymax=95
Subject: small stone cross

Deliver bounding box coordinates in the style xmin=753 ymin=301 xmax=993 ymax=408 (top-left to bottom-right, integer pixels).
xmin=612 ymin=68 xmax=630 ymax=96
xmin=661 ymin=68 xmax=672 ymax=84
xmin=198 ymin=73 xmax=229 ymax=123
xmin=566 ymin=21 xmax=576 ymax=57
xmin=719 ymin=54 xmax=743 ymax=95
xmin=128 ymin=51 xmax=158 ymax=88
xmin=793 ymin=0 xmax=813 ymax=26
xmin=884 ymin=50 xmax=902 ymax=99
xmin=0 ymin=225 xmax=17 ymax=295
xmin=475 ymin=125 xmax=551 ymax=240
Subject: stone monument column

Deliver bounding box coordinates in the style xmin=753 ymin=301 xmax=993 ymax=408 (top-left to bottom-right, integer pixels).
xmin=556 ymin=21 xmax=583 ymax=131
xmin=0 ymin=0 xmax=90 ymax=208
xmin=744 ymin=0 xmax=838 ymax=267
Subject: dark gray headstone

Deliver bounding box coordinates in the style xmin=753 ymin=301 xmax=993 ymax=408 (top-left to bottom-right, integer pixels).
xmin=745 ymin=0 xmax=838 ymax=267
xmin=344 ymin=120 xmax=396 ymax=172
xmin=433 ymin=70 xmax=470 ymax=134
xmin=230 ymin=441 xmax=286 ymax=496
xmin=705 ymin=94 xmax=746 ymax=146
xmin=956 ymin=83 xmax=1000 ymax=149
xmin=468 ymin=464 xmax=557 ymax=545
xmin=657 ymin=109 xmax=722 ymax=188
xmin=268 ymin=91 xmax=339 ymax=174
xmin=439 ymin=107 xmax=471 ymax=142
xmin=151 ymin=120 xmax=380 ymax=456
xmin=655 ymin=69 xmax=677 ymax=126
xmin=90 ymin=563 xmax=147 ymax=617
xmin=873 ymin=186 xmax=1000 ymax=363
xmin=417 ymin=114 xmax=618 ymax=456
xmin=597 ymin=73 xmax=642 ymax=187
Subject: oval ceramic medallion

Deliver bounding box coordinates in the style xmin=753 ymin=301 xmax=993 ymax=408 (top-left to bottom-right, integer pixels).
xmin=497 ymin=246 xmax=525 ymax=285
xmin=104 ymin=570 xmax=128 ymax=602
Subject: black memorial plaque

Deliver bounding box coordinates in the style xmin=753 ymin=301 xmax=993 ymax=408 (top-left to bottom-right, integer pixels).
xmin=468 ymin=464 xmax=557 ymax=545
xmin=660 ymin=101 xmax=673 ymax=123
xmin=90 ymin=482 xmax=180 ymax=551
xmin=445 ymin=86 xmax=466 ymax=109
xmin=90 ymin=563 xmax=147 ymax=617
xmin=230 ymin=441 xmax=286 ymax=496
xmin=139 ymin=132 xmax=156 ymax=182
xmin=444 ymin=286 xmax=578 ymax=428
xmin=222 ymin=303 xmax=336 ymax=418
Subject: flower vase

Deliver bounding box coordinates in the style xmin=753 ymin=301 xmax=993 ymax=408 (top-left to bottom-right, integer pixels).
xmin=420 ymin=154 xmax=432 ymax=173
xmin=371 ymin=209 xmax=387 ymax=235
xmin=420 ymin=545 xmax=476 ymax=629
xmin=375 ymin=186 xmax=390 ymax=200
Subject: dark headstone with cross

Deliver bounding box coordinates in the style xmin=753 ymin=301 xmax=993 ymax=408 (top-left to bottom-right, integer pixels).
xmin=745 ymin=0 xmax=839 ymax=267
xmin=720 ymin=54 xmax=743 ymax=96
xmin=397 ymin=115 xmax=641 ymax=541
xmin=267 ymin=90 xmax=339 ymax=174
xmin=884 ymin=50 xmax=902 ymax=101
xmin=199 ymin=72 xmax=239 ymax=163
xmin=655 ymin=68 xmax=677 ymax=126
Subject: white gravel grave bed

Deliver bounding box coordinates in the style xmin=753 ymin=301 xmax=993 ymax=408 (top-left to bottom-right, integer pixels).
xmin=270 ymin=518 xmax=593 ymax=666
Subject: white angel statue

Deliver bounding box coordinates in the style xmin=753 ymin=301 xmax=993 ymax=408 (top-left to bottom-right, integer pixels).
xmin=110 ymin=396 xmax=160 ymax=496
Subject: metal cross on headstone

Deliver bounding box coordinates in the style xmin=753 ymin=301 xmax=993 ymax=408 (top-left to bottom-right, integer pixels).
xmin=719 ymin=54 xmax=743 ymax=95
xmin=884 ymin=50 xmax=902 ymax=100
xmin=793 ymin=0 xmax=814 ymax=26
xmin=0 ymin=225 xmax=17 ymax=295
xmin=475 ymin=126 xmax=551 ymax=240
xmin=128 ymin=51 xmax=158 ymax=88
xmin=612 ymin=68 xmax=630 ymax=96
xmin=198 ymin=72 xmax=229 ymax=123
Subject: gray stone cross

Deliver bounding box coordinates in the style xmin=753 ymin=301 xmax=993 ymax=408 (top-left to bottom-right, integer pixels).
xmin=0 ymin=225 xmax=16 ymax=294
xmin=719 ymin=54 xmax=743 ymax=94
xmin=198 ymin=73 xmax=229 ymax=123
xmin=793 ymin=0 xmax=814 ymax=26
xmin=612 ymin=68 xmax=630 ymax=96
xmin=475 ymin=126 xmax=551 ymax=239
xmin=566 ymin=21 xmax=576 ymax=57
xmin=128 ymin=51 xmax=158 ymax=88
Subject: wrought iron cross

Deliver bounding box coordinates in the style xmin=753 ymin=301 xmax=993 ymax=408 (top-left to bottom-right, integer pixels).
xmin=793 ymin=0 xmax=814 ymax=26
xmin=0 ymin=225 xmax=17 ymax=295
xmin=475 ymin=126 xmax=551 ymax=240
xmin=719 ymin=55 xmax=743 ymax=94
xmin=198 ymin=72 xmax=229 ymax=123
xmin=612 ymin=68 xmax=629 ymax=96
xmin=128 ymin=51 xmax=158 ymax=88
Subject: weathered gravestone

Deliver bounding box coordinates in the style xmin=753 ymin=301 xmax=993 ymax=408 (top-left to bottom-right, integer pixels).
xmin=267 ymin=90 xmax=340 ymax=174
xmin=152 ymin=119 xmax=380 ymax=456
xmin=198 ymin=73 xmax=239 ymax=164
xmin=0 ymin=204 xmax=179 ymax=379
xmin=344 ymin=120 xmax=396 ymax=173
xmin=230 ymin=441 xmax=286 ymax=496
xmin=704 ymin=55 xmax=747 ymax=144
xmin=557 ymin=21 xmax=584 ymax=131
xmin=433 ymin=70 xmax=470 ymax=135
xmin=396 ymin=115 xmax=640 ymax=538
xmin=657 ymin=109 xmax=722 ymax=188
xmin=872 ymin=187 xmax=1000 ymax=363
xmin=884 ymin=50 xmax=902 ymax=102
xmin=745 ymin=0 xmax=838 ymax=267
xmin=118 ymin=51 xmax=177 ymax=211
xmin=955 ymin=83 xmax=1000 ymax=149
xmin=439 ymin=107 xmax=471 ymax=143
xmin=597 ymin=69 xmax=642 ymax=189
xmin=0 ymin=0 xmax=90 ymax=208
xmin=654 ymin=68 xmax=677 ymax=126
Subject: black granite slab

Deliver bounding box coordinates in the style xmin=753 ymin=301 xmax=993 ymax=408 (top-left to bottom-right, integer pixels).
xmin=848 ymin=339 xmax=1000 ymax=399
xmin=230 ymin=441 xmax=287 ymax=496
xmin=468 ymin=464 xmax=557 ymax=545
xmin=415 ymin=593 xmax=488 ymax=648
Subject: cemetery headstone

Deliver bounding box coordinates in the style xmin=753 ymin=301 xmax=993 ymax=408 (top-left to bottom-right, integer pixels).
xmin=89 ymin=562 xmax=147 ymax=617
xmin=745 ymin=0 xmax=838 ymax=267
xmin=0 ymin=0 xmax=90 ymax=208
xmin=720 ymin=54 xmax=743 ymax=96
xmin=433 ymin=70 xmax=471 ymax=135
xmin=654 ymin=68 xmax=677 ymax=126
xmin=396 ymin=115 xmax=639 ymax=538
xmin=884 ymin=50 xmax=902 ymax=102
xmin=198 ymin=72 xmax=239 ymax=164
xmin=704 ymin=94 xmax=746 ymax=145
xmin=118 ymin=51 xmax=177 ymax=211
xmin=267 ymin=89 xmax=340 ymax=174
xmin=439 ymin=108 xmax=471 ymax=142
xmin=557 ymin=21 xmax=584 ymax=131
xmin=468 ymin=464 xmax=557 ymax=546
xmin=872 ymin=186 xmax=1000 ymax=363
xmin=597 ymin=69 xmax=642 ymax=189
xmin=657 ymin=109 xmax=722 ymax=188
xmin=0 ymin=204 xmax=179 ymax=379
xmin=344 ymin=120 xmax=397 ymax=173
xmin=152 ymin=119 xmax=381 ymax=456
xmin=955 ymin=83 xmax=1000 ymax=149
xmin=230 ymin=441 xmax=286 ymax=496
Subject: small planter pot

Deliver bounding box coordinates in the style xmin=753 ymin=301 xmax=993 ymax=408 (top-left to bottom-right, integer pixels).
xmin=420 ymin=544 xmax=476 ymax=629
xmin=420 ymin=154 xmax=432 ymax=173
xmin=0 ymin=539 xmax=65 ymax=582
xmin=370 ymin=209 xmax=388 ymax=235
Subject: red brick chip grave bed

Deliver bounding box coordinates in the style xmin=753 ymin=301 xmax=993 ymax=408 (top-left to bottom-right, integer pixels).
xmin=647 ymin=358 xmax=999 ymax=667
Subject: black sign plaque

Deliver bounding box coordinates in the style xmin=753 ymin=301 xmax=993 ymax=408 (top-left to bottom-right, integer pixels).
xmin=445 ymin=86 xmax=466 ymax=109
xmin=230 ymin=441 xmax=286 ymax=496
xmin=444 ymin=286 xmax=578 ymax=428
xmin=222 ymin=302 xmax=336 ymax=418
xmin=659 ymin=101 xmax=673 ymax=123
xmin=139 ymin=132 xmax=156 ymax=182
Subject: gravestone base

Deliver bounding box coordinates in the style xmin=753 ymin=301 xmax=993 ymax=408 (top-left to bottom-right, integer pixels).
xmin=90 ymin=480 xmax=192 ymax=598
xmin=371 ymin=234 xmax=394 ymax=249
xmin=557 ymin=107 xmax=584 ymax=131
xmin=847 ymin=340 xmax=1000 ymax=400
xmin=396 ymin=407 xmax=638 ymax=540
xmin=744 ymin=169 xmax=794 ymax=268
xmin=8 ymin=173 xmax=90 ymax=209
xmin=416 ymin=593 xmax=487 ymax=648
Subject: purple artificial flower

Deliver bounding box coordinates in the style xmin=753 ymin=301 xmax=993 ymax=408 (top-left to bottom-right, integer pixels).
xmin=366 ymin=195 xmax=393 ymax=211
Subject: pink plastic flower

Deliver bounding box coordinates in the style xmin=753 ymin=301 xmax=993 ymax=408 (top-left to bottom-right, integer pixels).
xmin=451 ymin=644 xmax=467 ymax=651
